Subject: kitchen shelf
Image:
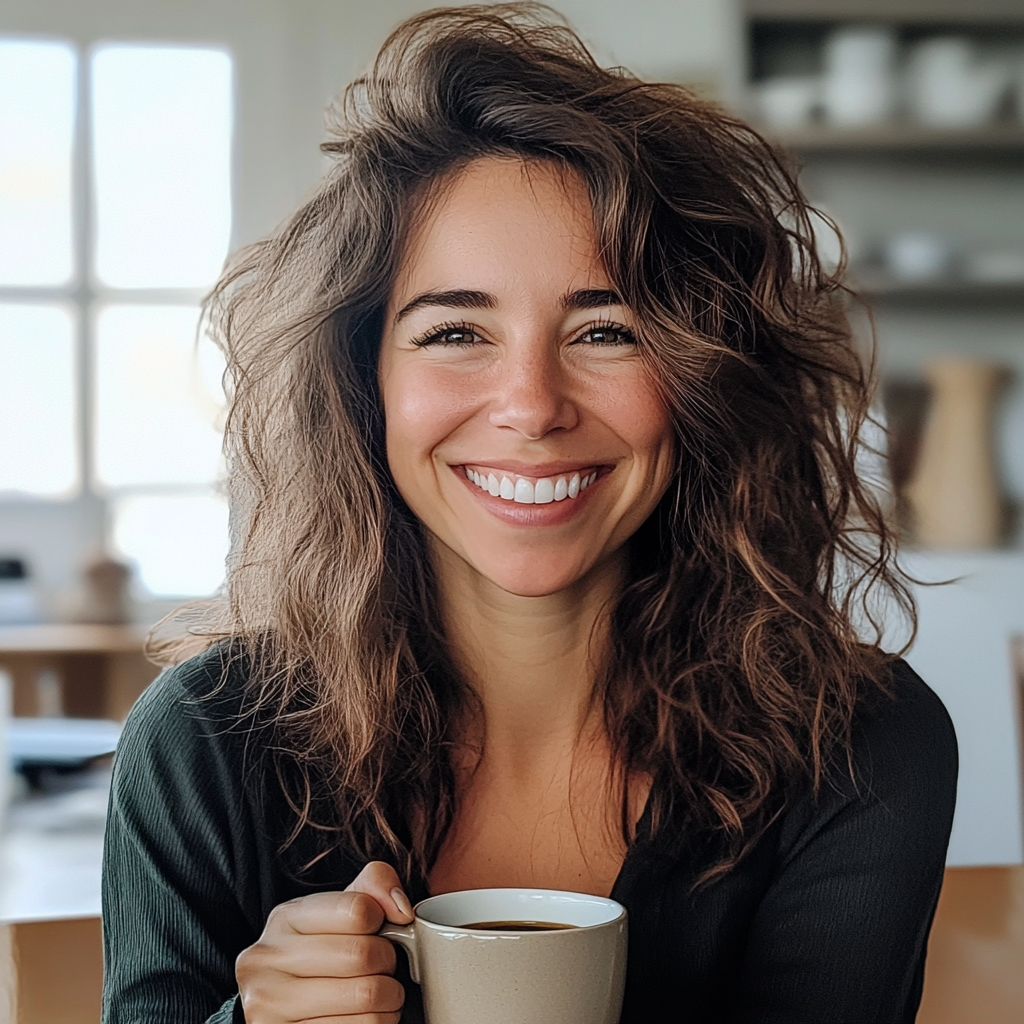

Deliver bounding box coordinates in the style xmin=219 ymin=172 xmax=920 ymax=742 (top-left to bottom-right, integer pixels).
xmin=850 ymin=276 xmax=1024 ymax=306
xmin=746 ymin=0 xmax=1024 ymax=27
xmin=761 ymin=123 xmax=1024 ymax=155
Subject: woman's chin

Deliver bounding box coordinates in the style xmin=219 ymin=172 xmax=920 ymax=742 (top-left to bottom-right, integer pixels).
xmin=460 ymin=546 xmax=620 ymax=599
xmin=469 ymin=558 xmax=592 ymax=599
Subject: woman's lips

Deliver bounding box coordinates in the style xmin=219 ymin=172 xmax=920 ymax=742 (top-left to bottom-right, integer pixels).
xmin=462 ymin=464 xmax=600 ymax=504
xmin=452 ymin=463 xmax=605 ymax=524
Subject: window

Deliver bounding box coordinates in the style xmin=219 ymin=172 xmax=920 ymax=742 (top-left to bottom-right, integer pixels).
xmin=0 ymin=39 xmax=233 ymax=598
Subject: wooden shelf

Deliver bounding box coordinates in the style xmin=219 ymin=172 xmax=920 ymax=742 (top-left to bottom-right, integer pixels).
xmin=851 ymin=276 xmax=1024 ymax=305
xmin=746 ymin=0 xmax=1024 ymax=26
xmin=760 ymin=122 xmax=1024 ymax=155
xmin=0 ymin=623 xmax=148 ymax=655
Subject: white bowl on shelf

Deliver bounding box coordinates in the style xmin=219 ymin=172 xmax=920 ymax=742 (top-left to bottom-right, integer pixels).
xmin=905 ymin=36 xmax=1009 ymax=128
xmin=754 ymin=75 xmax=820 ymax=129
xmin=822 ymin=25 xmax=898 ymax=127
xmin=883 ymin=232 xmax=955 ymax=282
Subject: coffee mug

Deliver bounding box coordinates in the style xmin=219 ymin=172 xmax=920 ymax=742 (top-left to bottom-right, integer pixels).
xmin=380 ymin=887 xmax=627 ymax=1024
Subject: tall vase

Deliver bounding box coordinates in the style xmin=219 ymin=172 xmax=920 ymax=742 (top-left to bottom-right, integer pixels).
xmin=905 ymin=359 xmax=1005 ymax=549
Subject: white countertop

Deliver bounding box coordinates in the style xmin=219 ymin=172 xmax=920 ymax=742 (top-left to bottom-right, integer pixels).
xmin=0 ymin=772 xmax=107 ymax=924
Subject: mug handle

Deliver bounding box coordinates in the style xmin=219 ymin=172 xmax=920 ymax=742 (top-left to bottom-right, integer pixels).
xmin=378 ymin=921 xmax=421 ymax=983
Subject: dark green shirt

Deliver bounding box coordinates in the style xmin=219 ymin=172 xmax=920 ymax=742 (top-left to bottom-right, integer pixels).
xmin=102 ymin=646 xmax=957 ymax=1023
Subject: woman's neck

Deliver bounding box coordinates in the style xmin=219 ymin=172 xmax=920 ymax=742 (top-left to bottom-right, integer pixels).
xmin=431 ymin=538 xmax=624 ymax=774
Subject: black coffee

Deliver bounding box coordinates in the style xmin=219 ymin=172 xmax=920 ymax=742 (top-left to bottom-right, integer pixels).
xmin=461 ymin=920 xmax=576 ymax=931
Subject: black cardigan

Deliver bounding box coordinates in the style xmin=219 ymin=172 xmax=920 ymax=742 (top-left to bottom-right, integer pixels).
xmin=101 ymin=646 xmax=957 ymax=1023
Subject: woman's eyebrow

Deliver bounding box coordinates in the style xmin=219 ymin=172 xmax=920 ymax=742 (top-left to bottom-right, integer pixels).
xmin=561 ymin=288 xmax=622 ymax=311
xmin=394 ymin=287 xmax=623 ymax=323
xmin=394 ymin=288 xmax=495 ymax=322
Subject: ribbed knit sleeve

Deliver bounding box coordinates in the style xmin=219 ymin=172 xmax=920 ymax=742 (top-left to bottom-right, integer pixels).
xmin=728 ymin=660 xmax=958 ymax=1023
xmin=101 ymin=653 xmax=261 ymax=1024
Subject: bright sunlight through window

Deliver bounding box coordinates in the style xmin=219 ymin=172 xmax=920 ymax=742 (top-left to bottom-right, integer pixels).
xmin=0 ymin=304 xmax=76 ymax=496
xmin=112 ymin=493 xmax=230 ymax=598
xmin=94 ymin=305 xmax=226 ymax=489
xmin=92 ymin=46 xmax=233 ymax=289
xmin=0 ymin=40 xmax=75 ymax=286
xmin=0 ymin=38 xmax=234 ymax=597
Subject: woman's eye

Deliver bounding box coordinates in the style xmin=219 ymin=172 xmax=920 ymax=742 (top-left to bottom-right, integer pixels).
xmin=578 ymin=325 xmax=636 ymax=346
xmin=414 ymin=326 xmax=480 ymax=347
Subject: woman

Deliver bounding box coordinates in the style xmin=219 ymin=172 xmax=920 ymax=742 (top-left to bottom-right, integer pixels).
xmin=102 ymin=6 xmax=957 ymax=1023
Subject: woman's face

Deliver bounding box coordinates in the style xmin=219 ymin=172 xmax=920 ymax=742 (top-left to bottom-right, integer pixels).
xmin=378 ymin=157 xmax=675 ymax=598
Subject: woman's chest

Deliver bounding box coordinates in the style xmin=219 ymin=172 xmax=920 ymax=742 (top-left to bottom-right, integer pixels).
xmin=428 ymin=799 xmax=626 ymax=898
xmin=427 ymin=762 xmax=639 ymax=898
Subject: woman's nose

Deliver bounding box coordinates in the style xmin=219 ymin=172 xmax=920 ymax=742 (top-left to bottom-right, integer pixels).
xmin=487 ymin=350 xmax=578 ymax=440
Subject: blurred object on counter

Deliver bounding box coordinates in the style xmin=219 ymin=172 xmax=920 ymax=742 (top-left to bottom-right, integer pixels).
xmin=0 ymin=669 xmax=10 ymax=827
xmin=883 ymin=232 xmax=955 ymax=283
xmin=964 ymin=247 xmax=1024 ymax=285
xmin=822 ymin=25 xmax=898 ymax=127
xmin=882 ymin=377 xmax=931 ymax=536
xmin=33 ymin=669 xmax=62 ymax=718
xmin=905 ymin=37 xmax=1009 ymax=129
xmin=0 ymin=560 xmax=40 ymax=626
xmin=906 ymin=359 xmax=1008 ymax=549
xmin=5 ymin=717 xmax=120 ymax=791
xmin=74 ymin=554 xmax=131 ymax=625
xmin=755 ymin=74 xmax=819 ymax=128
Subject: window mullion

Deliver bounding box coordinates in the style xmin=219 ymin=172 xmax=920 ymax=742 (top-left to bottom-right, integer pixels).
xmin=75 ymin=40 xmax=96 ymax=507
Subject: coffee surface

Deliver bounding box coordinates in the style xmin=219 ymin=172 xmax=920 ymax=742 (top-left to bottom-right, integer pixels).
xmin=460 ymin=920 xmax=576 ymax=931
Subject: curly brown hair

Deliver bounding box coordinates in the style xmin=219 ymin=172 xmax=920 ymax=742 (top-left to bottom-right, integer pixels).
xmin=168 ymin=3 xmax=912 ymax=885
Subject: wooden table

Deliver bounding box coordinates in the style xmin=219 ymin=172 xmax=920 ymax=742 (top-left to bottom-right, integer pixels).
xmin=0 ymin=624 xmax=161 ymax=1023
xmin=0 ymin=781 xmax=108 ymax=1024
xmin=0 ymin=623 xmax=160 ymax=722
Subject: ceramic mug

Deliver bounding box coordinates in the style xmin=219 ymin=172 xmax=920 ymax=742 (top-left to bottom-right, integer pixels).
xmin=380 ymin=887 xmax=627 ymax=1024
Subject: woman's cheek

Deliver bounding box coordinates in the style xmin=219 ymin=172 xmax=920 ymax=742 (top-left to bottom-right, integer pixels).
xmin=384 ymin=365 xmax=481 ymax=472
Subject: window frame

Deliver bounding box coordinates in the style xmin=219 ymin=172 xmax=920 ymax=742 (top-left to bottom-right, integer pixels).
xmin=0 ymin=34 xmax=231 ymax=599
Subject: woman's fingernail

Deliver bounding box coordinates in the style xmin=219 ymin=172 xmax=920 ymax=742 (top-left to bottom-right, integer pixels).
xmin=391 ymin=887 xmax=414 ymax=918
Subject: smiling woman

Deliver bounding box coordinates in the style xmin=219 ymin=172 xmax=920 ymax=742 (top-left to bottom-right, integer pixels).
xmin=379 ymin=159 xmax=675 ymax=600
xmin=101 ymin=5 xmax=957 ymax=1024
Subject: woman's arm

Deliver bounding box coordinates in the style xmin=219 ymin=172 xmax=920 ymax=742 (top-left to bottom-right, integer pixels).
xmin=732 ymin=661 xmax=958 ymax=1023
xmin=101 ymin=650 xmax=415 ymax=1024
xmin=101 ymin=655 xmax=264 ymax=1024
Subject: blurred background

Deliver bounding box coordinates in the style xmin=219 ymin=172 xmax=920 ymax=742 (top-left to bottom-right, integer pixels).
xmin=1 ymin=1 xmax=1023 ymax=1022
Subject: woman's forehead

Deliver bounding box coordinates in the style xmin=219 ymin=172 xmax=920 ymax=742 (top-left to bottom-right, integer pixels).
xmin=389 ymin=157 xmax=609 ymax=311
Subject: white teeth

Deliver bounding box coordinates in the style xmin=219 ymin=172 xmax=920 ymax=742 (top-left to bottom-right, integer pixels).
xmin=513 ymin=478 xmax=535 ymax=504
xmin=466 ymin=467 xmax=599 ymax=504
xmin=534 ymin=478 xmax=554 ymax=504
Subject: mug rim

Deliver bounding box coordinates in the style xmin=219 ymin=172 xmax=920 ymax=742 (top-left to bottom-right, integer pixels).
xmin=412 ymin=886 xmax=627 ymax=934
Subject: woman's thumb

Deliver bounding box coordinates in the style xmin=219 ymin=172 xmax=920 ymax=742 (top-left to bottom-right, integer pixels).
xmin=345 ymin=861 xmax=414 ymax=924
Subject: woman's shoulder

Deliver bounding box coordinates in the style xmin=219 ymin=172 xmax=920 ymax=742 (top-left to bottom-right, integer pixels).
xmin=770 ymin=657 xmax=957 ymax=870
xmin=119 ymin=641 xmax=257 ymax=769
xmin=796 ymin=657 xmax=957 ymax=840
xmin=850 ymin=657 xmax=958 ymax=789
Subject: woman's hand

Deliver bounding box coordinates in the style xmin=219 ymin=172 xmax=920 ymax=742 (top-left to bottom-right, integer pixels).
xmin=236 ymin=861 xmax=415 ymax=1023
